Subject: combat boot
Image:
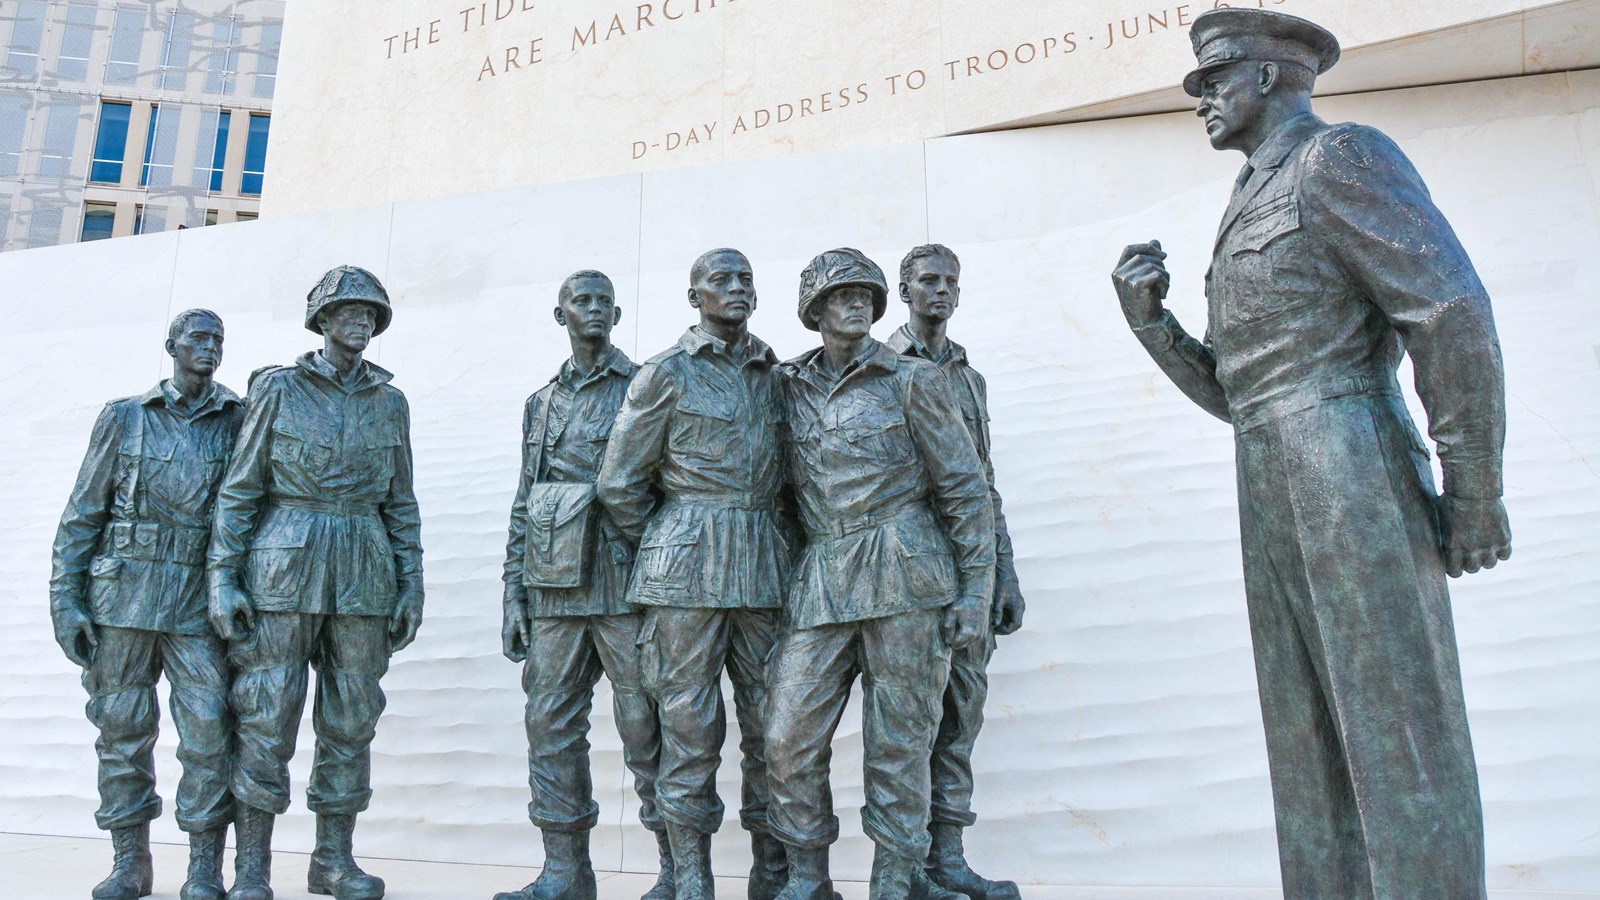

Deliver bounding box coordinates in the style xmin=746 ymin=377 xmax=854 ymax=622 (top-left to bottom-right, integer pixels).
xmin=925 ymin=824 xmax=1020 ymax=900
xmin=747 ymin=832 xmax=788 ymax=900
xmin=772 ymin=846 xmax=835 ymax=900
xmin=308 ymin=813 xmax=385 ymax=899
xmin=666 ymin=823 xmax=713 ymax=900
xmin=227 ymin=805 xmax=274 ymax=900
xmin=641 ymin=829 xmax=675 ymax=900
xmin=180 ymin=827 xmax=227 ymax=900
xmin=92 ymin=823 xmax=153 ymax=900
xmin=492 ymin=830 xmax=597 ymax=900
xmin=869 ymin=845 xmax=963 ymax=900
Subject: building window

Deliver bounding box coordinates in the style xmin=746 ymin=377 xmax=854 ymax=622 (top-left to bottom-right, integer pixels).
xmin=106 ymin=5 xmax=145 ymax=86
xmin=0 ymin=94 xmax=29 ymax=177
xmin=54 ymin=2 xmax=98 ymax=82
xmin=253 ymin=21 xmax=281 ymax=98
xmin=240 ymin=113 xmax=268 ymax=195
xmin=5 ymin=1 xmax=47 ymax=78
xmin=90 ymin=101 xmax=131 ymax=184
xmin=235 ymin=211 xmax=257 ymax=223
xmin=158 ymin=11 xmax=196 ymax=92
xmin=204 ymin=17 xmax=239 ymax=95
xmin=139 ymin=104 xmax=159 ymax=186
xmin=81 ymin=203 xmax=116 ymax=242
xmin=208 ymin=110 xmax=230 ymax=191
xmin=38 ymin=98 xmax=83 ymax=178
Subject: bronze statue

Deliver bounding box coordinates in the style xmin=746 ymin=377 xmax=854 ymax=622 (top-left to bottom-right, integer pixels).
xmin=598 ymin=249 xmax=792 ymax=899
xmin=50 ymin=310 xmax=243 ymax=900
xmin=1112 ymin=9 xmax=1510 ymax=897
xmin=497 ymin=271 xmax=667 ymax=900
xmin=207 ymin=266 xmax=425 ymax=900
xmin=887 ymin=245 xmax=1021 ymax=900
xmin=765 ymin=248 xmax=994 ymax=900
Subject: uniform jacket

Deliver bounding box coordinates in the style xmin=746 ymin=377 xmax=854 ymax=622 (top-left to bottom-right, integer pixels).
xmin=779 ymin=338 xmax=995 ymax=629
xmin=50 ymin=381 xmax=244 ymax=634
xmin=502 ymin=346 xmax=638 ymax=618
xmin=1132 ymin=112 xmax=1506 ymax=502
xmin=208 ymin=351 xmax=424 ymax=617
xmin=886 ymin=325 xmax=1020 ymax=596
xmin=598 ymin=327 xmax=792 ymax=610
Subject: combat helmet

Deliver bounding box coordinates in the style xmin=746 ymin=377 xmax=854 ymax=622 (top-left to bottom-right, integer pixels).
xmin=304 ymin=265 xmax=392 ymax=336
xmin=796 ymin=248 xmax=887 ymax=331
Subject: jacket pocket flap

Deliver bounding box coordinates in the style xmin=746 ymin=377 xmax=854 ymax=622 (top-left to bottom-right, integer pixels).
xmin=88 ymin=556 xmax=121 ymax=577
xmin=640 ymin=523 xmax=701 ymax=549
xmin=676 ymin=392 xmax=736 ymax=422
xmin=525 ymin=483 xmax=599 ymax=528
xmin=1232 ymin=192 xmax=1300 ymax=253
xmin=253 ymin=517 xmax=312 ymax=549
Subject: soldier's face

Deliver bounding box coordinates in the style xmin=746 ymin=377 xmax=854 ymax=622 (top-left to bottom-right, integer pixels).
xmin=1196 ymin=62 xmax=1265 ymax=151
xmin=170 ymin=319 xmax=223 ymax=376
xmin=901 ymin=255 xmax=960 ymax=322
xmin=323 ymin=302 xmax=377 ymax=353
xmin=690 ymin=253 xmax=756 ymax=326
xmin=818 ymin=285 xmax=875 ymax=341
xmin=558 ymin=277 xmax=617 ymax=341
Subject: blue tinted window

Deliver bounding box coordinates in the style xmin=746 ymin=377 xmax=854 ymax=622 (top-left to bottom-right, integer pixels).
xmin=139 ymin=104 xmax=159 ymax=186
xmin=81 ymin=204 xmax=115 ymax=242
xmin=90 ymin=102 xmax=131 ymax=184
xmin=209 ymin=110 xmax=230 ymax=191
xmin=240 ymin=113 xmax=268 ymax=195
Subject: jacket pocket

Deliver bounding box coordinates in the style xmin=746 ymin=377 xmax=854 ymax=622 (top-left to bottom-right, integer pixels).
xmin=86 ymin=556 xmax=123 ymax=620
xmin=247 ymin=516 xmax=313 ymax=600
xmin=674 ymin=392 xmax=736 ymax=459
xmin=635 ymin=525 xmax=700 ymax=599
xmin=892 ymin=524 xmax=956 ymax=601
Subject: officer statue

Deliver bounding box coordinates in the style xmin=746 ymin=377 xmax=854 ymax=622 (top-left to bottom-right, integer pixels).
xmin=208 ymin=266 xmax=425 ymax=900
xmin=497 ymin=270 xmax=667 ymax=900
xmin=886 ymin=245 xmax=1022 ymax=900
xmin=765 ymin=248 xmax=994 ymax=900
xmin=50 ymin=310 xmax=243 ymax=900
xmin=1112 ymin=10 xmax=1510 ymax=898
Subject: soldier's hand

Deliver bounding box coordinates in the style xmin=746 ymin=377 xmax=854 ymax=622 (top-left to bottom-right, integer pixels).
xmin=209 ymin=583 xmax=256 ymax=642
xmin=1438 ymin=494 xmax=1513 ymax=578
xmin=389 ymin=589 xmax=424 ymax=653
xmin=502 ymin=599 xmax=530 ymax=663
xmin=1112 ymin=240 xmax=1171 ymax=327
xmin=52 ymin=605 xmax=98 ymax=668
xmin=993 ymin=582 xmax=1025 ymax=636
xmin=943 ymin=595 xmax=986 ymax=650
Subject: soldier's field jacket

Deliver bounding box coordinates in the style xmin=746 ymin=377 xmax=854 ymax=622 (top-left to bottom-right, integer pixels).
xmin=886 ymin=325 xmax=1020 ymax=597
xmin=208 ymin=352 xmax=423 ymax=618
xmin=51 ymin=381 xmax=244 ymax=634
xmin=502 ymin=346 xmax=638 ymax=618
xmin=598 ymin=327 xmax=792 ymax=610
xmin=779 ymin=339 xmax=995 ymax=630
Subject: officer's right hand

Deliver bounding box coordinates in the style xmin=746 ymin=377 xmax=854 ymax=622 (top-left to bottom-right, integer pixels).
xmin=52 ymin=605 xmax=98 ymax=668
xmin=209 ymin=582 xmax=256 ymax=642
xmin=1113 ymin=240 xmax=1171 ymax=327
xmin=502 ymin=599 xmax=530 ymax=663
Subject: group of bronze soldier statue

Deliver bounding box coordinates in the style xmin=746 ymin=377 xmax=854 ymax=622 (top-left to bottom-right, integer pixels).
xmin=49 ymin=9 xmax=1513 ymax=900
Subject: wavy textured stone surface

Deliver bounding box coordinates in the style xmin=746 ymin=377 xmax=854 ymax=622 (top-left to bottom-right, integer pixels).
xmin=1 ymin=71 xmax=1596 ymax=892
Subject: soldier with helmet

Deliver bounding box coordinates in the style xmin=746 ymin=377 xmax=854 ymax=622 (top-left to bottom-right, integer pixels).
xmin=765 ymin=248 xmax=994 ymax=900
xmin=50 ymin=309 xmax=243 ymax=900
xmin=208 ymin=265 xmax=424 ymax=900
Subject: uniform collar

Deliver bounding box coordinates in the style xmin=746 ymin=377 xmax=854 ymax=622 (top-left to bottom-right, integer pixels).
xmin=886 ymin=323 xmax=967 ymax=366
xmin=552 ymin=344 xmax=634 ymax=388
xmin=1247 ymin=111 xmax=1325 ymax=172
xmin=297 ymin=350 xmax=394 ymax=392
xmin=140 ymin=379 xmax=241 ymax=415
xmin=790 ymin=337 xmax=898 ymax=388
xmin=679 ymin=326 xmax=777 ymax=366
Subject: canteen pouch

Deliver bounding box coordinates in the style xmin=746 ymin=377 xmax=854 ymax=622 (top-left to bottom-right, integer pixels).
xmin=523 ymin=482 xmax=600 ymax=590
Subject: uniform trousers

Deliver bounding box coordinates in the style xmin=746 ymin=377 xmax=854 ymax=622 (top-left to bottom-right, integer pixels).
xmin=930 ymin=631 xmax=996 ymax=828
xmin=1236 ymin=392 xmax=1484 ymax=899
xmin=227 ymin=612 xmax=390 ymax=816
xmin=639 ymin=606 xmax=779 ymax=835
xmin=84 ymin=625 xmax=231 ymax=832
xmin=521 ymin=613 xmax=662 ymax=832
xmin=766 ymin=608 xmax=951 ymax=861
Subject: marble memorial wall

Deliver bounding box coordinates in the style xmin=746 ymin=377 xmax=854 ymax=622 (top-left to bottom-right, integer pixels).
xmin=1 ymin=71 xmax=1597 ymax=891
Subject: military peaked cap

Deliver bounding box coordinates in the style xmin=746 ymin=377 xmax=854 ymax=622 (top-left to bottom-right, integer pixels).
xmin=1184 ymin=8 xmax=1340 ymax=97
